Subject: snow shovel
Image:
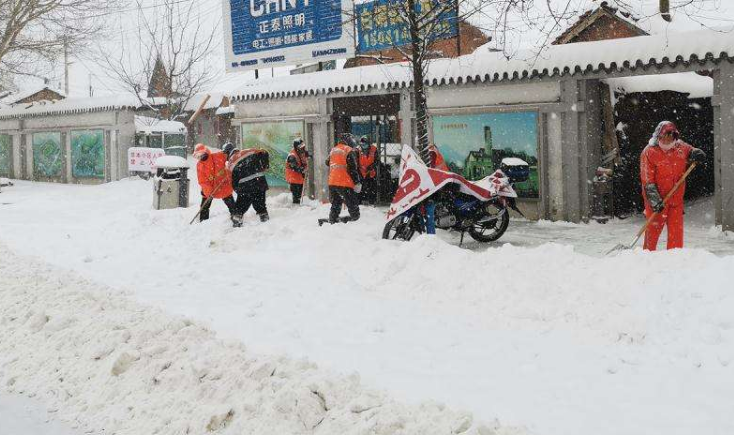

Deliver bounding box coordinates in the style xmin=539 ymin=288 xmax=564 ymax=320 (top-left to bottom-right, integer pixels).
xmin=606 ymin=162 xmax=697 ymax=255
xmin=189 ymin=175 xmax=230 ymax=225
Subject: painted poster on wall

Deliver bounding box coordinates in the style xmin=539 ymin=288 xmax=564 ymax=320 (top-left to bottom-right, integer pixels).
xmin=432 ymin=112 xmax=540 ymax=198
xmin=32 ymin=132 xmax=63 ymax=178
xmin=241 ymin=121 xmax=304 ymax=188
xmin=0 ymin=134 xmax=11 ymax=177
xmin=71 ymin=130 xmax=105 ymax=179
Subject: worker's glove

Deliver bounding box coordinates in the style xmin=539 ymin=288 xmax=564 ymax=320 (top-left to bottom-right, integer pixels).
xmin=688 ymin=148 xmax=706 ymax=165
xmin=353 ymin=183 xmax=363 ymax=194
xmin=645 ymin=183 xmax=665 ymax=213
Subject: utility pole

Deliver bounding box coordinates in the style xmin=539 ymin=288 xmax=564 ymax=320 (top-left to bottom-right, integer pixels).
xmin=660 ymin=0 xmax=671 ymax=22
xmin=63 ymin=37 xmax=71 ymax=96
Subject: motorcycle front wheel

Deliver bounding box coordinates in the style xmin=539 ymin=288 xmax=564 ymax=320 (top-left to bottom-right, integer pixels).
xmin=382 ymin=213 xmax=420 ymax=241
xmin=468 ymin=204 xmax=510 ymax=242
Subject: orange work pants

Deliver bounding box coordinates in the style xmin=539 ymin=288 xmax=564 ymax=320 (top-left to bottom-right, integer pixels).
xmin=643 ymin=204 xmax=684 ymax=251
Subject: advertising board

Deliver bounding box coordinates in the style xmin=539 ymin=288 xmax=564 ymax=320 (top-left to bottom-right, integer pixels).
xmin=223 ymin=0 xmax=355 ymax=72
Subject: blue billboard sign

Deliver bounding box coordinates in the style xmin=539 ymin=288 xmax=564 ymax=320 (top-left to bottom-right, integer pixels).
xmin=356 ymin=0 xmax=458 ymax=53
xmin=223 ymin=0 xmax=355 ymax=72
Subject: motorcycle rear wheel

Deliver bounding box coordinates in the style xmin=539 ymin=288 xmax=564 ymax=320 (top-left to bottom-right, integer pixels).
xmin=383 ymin=214 xmax=419 ymax=241
xmin=468 ymin=204 xmax=510 ymax=242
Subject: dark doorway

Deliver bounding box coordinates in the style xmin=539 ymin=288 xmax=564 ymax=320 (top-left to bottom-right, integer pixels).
xmin=612 ymin=90 xmax=714 ymax=216
xmin=332 ymin=94 xmax=402 ymax=204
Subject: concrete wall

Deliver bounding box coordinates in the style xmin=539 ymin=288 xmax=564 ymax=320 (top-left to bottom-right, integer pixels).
xmin=228 ymin=79 xmax=608 ymax=223
xmin=0 ymin=109 xmax=137 ymax=184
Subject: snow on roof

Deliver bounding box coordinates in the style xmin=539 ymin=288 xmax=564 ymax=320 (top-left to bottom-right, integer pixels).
xmin=0 ymin=85 xmax=65 ymax=105
xmin=134 ymin=116 xmax=187 ymax=135
xmin=229 ymin=27 xmax=734 ymax=101
xmin=0 ymin=94 xmax=140 ymax=120
xmin=604 ymin=72 xmax=713 ymax=99
xmin=215 ymin=105 xmax=235 ymax=116
xmin=597 ymin=0 xmax=726 ymax=36
xmin=183 ymin=93 xmax=226 ymax=112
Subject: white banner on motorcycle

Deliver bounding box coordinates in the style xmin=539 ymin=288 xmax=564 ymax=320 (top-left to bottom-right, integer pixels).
xmin=386 ymin=145 xmax=514 ymax=221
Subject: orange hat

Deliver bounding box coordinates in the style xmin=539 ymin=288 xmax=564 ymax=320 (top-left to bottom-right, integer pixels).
xmin=193 ymin=144 xmax=209 ymax=159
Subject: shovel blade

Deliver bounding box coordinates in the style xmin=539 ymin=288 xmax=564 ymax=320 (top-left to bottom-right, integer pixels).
xmin=605 ymin=243 xmax=631 ymax=256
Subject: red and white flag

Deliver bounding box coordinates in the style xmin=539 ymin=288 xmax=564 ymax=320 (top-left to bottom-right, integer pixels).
xmin=386 ymin=145 xmax=515 ymax=221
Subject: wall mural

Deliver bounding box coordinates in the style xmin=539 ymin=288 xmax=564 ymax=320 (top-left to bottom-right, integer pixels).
xmin=0 ymin=134 xmax=11 ymax=177
xmin=241 ymin=121 xmax=304 ymax=188
xmin=71 ymin=130 xmax=105 ymax=179
xmin=432 ymin=112 xmax=540 ymax=198
xmin=32 ymin=132 xmax=63 ymax=178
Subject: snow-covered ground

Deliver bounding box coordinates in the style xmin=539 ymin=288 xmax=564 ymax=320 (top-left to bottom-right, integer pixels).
xmin=1 ymin=178 xmax=733 ymax=435
xmin=0 ymin=393 xmax=91 ymax=435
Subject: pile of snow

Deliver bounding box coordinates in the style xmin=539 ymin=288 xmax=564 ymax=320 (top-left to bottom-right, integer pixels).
xmin=0 ymin=177 xmax=12 ymax=186
xmin=0 ymin=243 xmax=513 ymax=435
xmin=0 ymin=180 xmax=733 ymax=435
xmin=154 ymin=155 xmax=189 ymax=169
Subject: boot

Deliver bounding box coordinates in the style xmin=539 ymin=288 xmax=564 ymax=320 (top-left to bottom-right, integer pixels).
xmin=232 ymin=215 xmax=243 ymax=228
xmin=258 ymin=213 xmax=269 ymax=222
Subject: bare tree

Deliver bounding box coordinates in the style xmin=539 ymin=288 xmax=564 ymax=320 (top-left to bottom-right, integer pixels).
xmin=0 ymin=0 xmax=116 ymax=80
xmin=346 ymin=0 xmax=724 ymax=162
xmin=347 ymin=0 xmax=581 ymax=162
xmin=96 ymin=0 xmax=219 ymax=122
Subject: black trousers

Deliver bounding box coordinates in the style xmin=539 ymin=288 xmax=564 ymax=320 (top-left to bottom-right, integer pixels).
xmin=234 ymin=184 xmax=267 ymax=217
xmin=329 ymin=186 xmax=360 ymax=223
xmin=359 ymin=176 xmax=378 ymax=205
xmin=200 ymin=194 xmax=236 ymax=221
xmin=290 ymin=183 xmax=304 ymax=204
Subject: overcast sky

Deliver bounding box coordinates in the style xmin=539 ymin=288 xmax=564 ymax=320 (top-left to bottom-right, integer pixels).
xmin=26 ymin=0 xmax=734 ymax=98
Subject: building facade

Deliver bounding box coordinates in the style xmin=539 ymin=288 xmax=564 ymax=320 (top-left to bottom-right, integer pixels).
xmin=0 ymin=97 xmax=141 ymax=184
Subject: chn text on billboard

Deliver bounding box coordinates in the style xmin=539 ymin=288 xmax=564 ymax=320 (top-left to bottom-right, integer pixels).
xmin=223 ymin=0 xmax=355 ymax=72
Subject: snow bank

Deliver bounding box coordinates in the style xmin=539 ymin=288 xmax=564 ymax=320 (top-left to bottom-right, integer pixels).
xmin=0 ymin=243 xmax=520 ymax=435
xmin=1 ymin=180 xmax=733 ymax=435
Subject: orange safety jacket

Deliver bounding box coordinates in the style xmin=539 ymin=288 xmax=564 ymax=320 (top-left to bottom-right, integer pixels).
xmin=285 ymin=149 xmax=308 ymax=184
xmin=640 ymin=141 xmax=693 ymax=208
xmin=195 ymin=145 xmax=233 ymax=199
xmin=328 ymin=143 xmax=356 ymax=188
xmin=358 ymin=144 xmax=378 ymax=179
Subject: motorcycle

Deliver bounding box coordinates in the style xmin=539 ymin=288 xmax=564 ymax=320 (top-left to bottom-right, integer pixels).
xmin=383 ymin=149 xmax=528 ymax=243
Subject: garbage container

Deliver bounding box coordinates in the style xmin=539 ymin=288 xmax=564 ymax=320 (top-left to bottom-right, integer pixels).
xmin=591 ymin=167 xmax=613 ymax=224
xmin=152 ymin=156 xmax=190 ymax=210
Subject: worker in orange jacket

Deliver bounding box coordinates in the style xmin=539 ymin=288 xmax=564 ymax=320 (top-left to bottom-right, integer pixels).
xmin=285 ymin=138 xmax=309 ymax=204
xmin=357 ymin=136 xmax=379 ymax=205
xmin=193 ymin=143 xmax=236 ymax=223
xmin=428 ymin=144 xmax=449 ymax=171
xmin=640 ymin=121 xmax=706 ymax=250
xmin=325 ymin=133 xmax=361 ymax=224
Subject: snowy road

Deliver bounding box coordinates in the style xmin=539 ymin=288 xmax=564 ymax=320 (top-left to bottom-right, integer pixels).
xmin=0 ymin=393 xmax=88 ymax=435
xmin=1 ymin=179 xmax=733 ymax=435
